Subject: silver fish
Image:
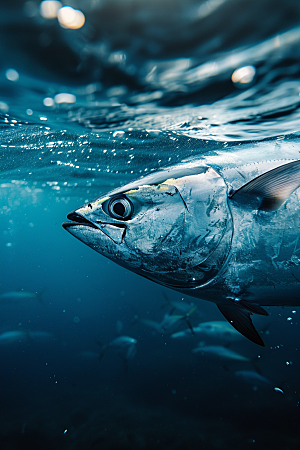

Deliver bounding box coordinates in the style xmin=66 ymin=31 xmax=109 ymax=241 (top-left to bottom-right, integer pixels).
xmin=234 ymin=370 xmax=273 ymax=387
xmin=170 ymin=320 xmax=244 ymax=342
xmin=98 ymin=336 xmax=137 ymax=371
xmin=63 ymin=141 xmax=300 ymax=346
xmin=192 ymin=345 xmax=250 ymax=363
xmin=140 ymin=310 xmax=194 ymax=335
xmin=170 ymin=326 xmax=203 ymax=339
xmin=161 ymin=292 xmax=201 ymax=316
xmin=98 ymin=335 xmax=137 ymax=362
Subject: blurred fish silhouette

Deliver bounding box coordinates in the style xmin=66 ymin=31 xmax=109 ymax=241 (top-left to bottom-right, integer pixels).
xmin=96 ymin=336 xmax=137 ymax=372
xmin=0 ymin=289 xmax=46 ymax=304
xmin=63 ymin=142 xmax=300 ymax=346
xmin=235 ymin=370 xmax=284 ymax=393
xmin=138 ymin=307 xmax=196 ymax=335
xmin=171 ymin=320 xmax=245 ymax=342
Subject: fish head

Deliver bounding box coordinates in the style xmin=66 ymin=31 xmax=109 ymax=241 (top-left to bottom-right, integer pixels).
xmin=63 ymin=163 xmax=232 ymax=289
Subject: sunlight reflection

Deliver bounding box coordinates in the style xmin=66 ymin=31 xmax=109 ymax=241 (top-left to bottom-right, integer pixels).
xmin=231 ymin=65 xmax=256 ymax=85
xmin=39 ymin=1 xmax=62 ymax=19
xmin=54 ymin=93 xmax=76 ymax=104
xmin=43 ymin=97 xmax=55 ymax=107
xmin=57 ymin=6 xmax=85 ymax=29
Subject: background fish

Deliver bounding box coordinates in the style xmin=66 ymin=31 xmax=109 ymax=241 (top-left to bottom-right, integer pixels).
xmin=171 ymin=321 xmax=245 ymax=342
xmin=192 ymin=345 xmax=253 ymax=365
xmin=0 ymin=289 xmax=45 ymax=304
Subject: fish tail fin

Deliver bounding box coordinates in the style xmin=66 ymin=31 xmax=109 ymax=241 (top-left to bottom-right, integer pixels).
xmin=183 ymin=306 xmax=198 ymax=334
xmin=26 ymin=331 xmax=33 ymax=342
xmin=37 ymin=288 xmax=47 ymax=304
xmin=160 ymin=291 xmax=171 ymax=309
xmin=95 ymin=340 xmax=107 ymax=362
xmin=131 ymin=314 xmax=139 ymax=326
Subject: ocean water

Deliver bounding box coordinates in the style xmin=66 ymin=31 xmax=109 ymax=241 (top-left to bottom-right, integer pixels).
xmin=1 ymin=0 xmax=300 ymax=449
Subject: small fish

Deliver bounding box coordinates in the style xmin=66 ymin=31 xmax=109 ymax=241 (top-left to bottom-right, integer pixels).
xmin=161 ymin=292 xmax=201 ymax=317
xmin=0 ymin=289 xmax=45 ymax=304
xmin=28 ymin=331 xmax=55 ymax=341
xmin=174 ymin=321 xmax=244 ymax=342
xmin=235 ymin=370 xmax=284 ymax=393
xmin=108 ymin=336 xmax=137 ymax=348
xmin=192 ymin=345 xmax=251 ymax=363
xmin=97 ymin=335 xmax=137 ymax=369
xmin=63 ymin=144 xmax=300 ymax=345
xmin=140 ymin=307 xmax=196 ymax=335
xmin=234 ymin=370 xmax=273 ymax=387
xmin=170 ymin=327 xmax=201 ymax=339
xmin=0 ymin=330 xmax=27 ymax=344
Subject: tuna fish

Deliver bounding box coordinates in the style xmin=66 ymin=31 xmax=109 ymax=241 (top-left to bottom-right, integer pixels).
xmin=63 ymin=141 xmax=300 ymax=346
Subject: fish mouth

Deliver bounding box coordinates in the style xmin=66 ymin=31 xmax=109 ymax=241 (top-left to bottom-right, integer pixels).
xmin=62 ymin=211 xmax=126 ymax=245
xmin=62 ymin=211 xmax=98 ymax=230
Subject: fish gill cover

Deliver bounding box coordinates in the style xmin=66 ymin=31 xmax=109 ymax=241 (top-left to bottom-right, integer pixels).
xmin=1 ymin=0 xmax=300 ymax=449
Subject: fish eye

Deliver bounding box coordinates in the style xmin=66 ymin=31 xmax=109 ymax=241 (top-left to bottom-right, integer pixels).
xmin=103 ymin=196 xmax=133 ymax=220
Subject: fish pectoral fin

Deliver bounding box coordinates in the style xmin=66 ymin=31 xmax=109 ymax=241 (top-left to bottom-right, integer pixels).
xmin=232 ymin=299 xmax=268 ymax=316
xmin=185 ymin=317 xmax=195 ymax=335
xmin=217 ymin=304 xmax=265 ymax=347
xmin=229 ymin=160 xmax=300 ymax=211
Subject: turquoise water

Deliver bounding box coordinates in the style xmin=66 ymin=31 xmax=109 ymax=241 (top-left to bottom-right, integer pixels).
xmin=1 ymin=1 xmax=300 ymax=449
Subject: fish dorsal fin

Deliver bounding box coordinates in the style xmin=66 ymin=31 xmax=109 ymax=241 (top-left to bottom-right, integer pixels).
xmin=217 ymin=304 xmax=265 ymax=346
xmin=230 ymin=160 xmax=300 ymax=211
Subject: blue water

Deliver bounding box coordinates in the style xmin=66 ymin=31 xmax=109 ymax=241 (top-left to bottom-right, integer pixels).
xmin=1 ymin=0 xmax=300 ymax=449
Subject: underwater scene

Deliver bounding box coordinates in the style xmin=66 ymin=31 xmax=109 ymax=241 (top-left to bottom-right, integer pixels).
xmin=1 ymin=0 xmax=300 ymax=449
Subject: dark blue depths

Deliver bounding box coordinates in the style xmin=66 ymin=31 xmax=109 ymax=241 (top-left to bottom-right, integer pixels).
xmin=1 ymin=191 xmax=300 ymax=450
xmin=1 ymin=0 xmax=300 ymax=449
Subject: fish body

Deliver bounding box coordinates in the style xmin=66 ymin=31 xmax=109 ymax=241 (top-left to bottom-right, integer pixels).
xmin=170 ymin=327 xmax=202 ymax=339
xmin=192 ymin=345 xmax=250 ymax=363
xmin=0 ymin=290 xmax=44 ymax=304
xmin=141 ymin=313 xmax=184 ymax=334
xmin=99 ymin=335 xmax=137 ymax=366
xmin=28 ymin=331 xmax=55 ymax=341
xmin=170 ymin=321 xmax=243 ymax=341
xmin=109 ymin=336 xmax=137 ymax=348
xmin=234 ymin=370 xmax=273 ymax=387
xmin=0 ymin=330 xmax=27 ymax=344
xmin=161 ymin=292 xmax=200 ymax=316
xmin=194 ymin=321 xmax=242 ymax=341
xmin=63 ymin=140 xmax=300 ymax=345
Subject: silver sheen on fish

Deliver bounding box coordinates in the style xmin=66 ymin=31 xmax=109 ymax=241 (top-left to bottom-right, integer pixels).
xmin=63 ymin=141 xmax=300 ymax=346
